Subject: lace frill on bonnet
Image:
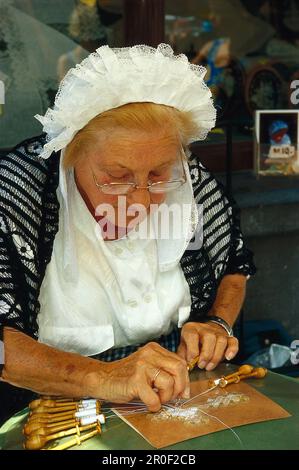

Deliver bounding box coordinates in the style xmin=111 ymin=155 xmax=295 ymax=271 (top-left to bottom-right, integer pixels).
xmin=35 ymin=43 xmax=217 ymax=159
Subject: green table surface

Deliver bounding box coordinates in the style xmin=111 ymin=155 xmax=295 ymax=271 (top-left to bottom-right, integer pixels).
xmin=1 ymin=364 xmax=299 ymax=450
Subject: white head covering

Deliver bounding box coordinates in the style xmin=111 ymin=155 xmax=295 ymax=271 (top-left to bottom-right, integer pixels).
xmin=35 ymin=43 xmax=216 ymax=159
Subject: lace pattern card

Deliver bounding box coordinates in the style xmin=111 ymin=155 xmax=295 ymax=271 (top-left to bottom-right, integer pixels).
xmin=111 ymin=380 xmax=291 ymax=448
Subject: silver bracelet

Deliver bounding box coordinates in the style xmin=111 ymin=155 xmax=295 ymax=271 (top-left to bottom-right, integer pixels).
xmin=201 ymin=315 xmax=234 ymax=337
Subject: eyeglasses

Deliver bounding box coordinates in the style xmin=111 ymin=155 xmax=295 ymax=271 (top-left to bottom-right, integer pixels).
xmin=89 ymin=153 xmax=187 ymax=196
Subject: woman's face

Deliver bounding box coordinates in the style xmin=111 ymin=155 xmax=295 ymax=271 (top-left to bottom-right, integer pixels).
xmin=74 ymin=128 xmax=182 ymax=230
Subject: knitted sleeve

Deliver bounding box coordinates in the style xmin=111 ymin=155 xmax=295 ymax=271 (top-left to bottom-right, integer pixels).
xmin=0 ymin=220 xmax=31 ymax=375
xmin=0 ymin=134 xmax=59 ymax=376
xmin=190 ymin=158 xmax=256 ymax=280
xmin=182 ymin=156 xmax=256 ymax=320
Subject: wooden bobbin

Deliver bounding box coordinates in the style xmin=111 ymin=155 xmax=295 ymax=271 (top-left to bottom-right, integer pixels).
xmin=24 ymin=423 xmax=99 ymax=450
xmin=49 ymin=425 xmax=101 ymax=451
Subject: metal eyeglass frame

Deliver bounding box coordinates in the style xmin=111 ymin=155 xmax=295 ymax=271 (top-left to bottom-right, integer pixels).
xmin=89 ymin=149 xmax=187 ymax=195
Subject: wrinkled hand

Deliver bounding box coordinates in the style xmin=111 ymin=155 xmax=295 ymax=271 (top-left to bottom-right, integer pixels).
xmin=88 ymin=342 xmax=190 ymax=412
xmin=177 ymin=321 xmax=239 ymax=371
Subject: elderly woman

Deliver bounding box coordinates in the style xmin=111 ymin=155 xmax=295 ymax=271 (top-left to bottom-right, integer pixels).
xmin=0 ymin=44 xmax=255 ymax=413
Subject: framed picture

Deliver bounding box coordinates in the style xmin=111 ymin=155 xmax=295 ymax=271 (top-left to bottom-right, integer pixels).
xmin=255 ymin=110 xmax=299 ymax=176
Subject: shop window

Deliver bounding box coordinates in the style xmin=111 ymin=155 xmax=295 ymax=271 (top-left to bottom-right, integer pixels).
xmin=165 ymin=0 xmax=299 ymax=169
xmin=0 ymin=0 xmax=124 ymax=148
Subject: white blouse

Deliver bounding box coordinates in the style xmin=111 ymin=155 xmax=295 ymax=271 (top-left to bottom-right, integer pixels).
xmin=37 ymin=153 xmax=198 ymax=356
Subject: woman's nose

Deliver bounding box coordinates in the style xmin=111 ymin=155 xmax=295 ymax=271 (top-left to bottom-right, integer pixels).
xmin=128 ymin=187 xmax=151 ymax=210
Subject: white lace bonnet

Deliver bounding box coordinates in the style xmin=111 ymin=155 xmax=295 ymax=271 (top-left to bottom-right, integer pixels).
xmin=35 ymin=43 xmax=217 ymax=159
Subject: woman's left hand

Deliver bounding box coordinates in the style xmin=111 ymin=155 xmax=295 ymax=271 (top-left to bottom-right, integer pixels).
xmin=177 ymin=321 xmax=239 ymax=371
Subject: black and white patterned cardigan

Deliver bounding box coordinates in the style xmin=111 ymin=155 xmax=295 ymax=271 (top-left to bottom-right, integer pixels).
xmin=0 ymin=134 xmax=256 ymax=351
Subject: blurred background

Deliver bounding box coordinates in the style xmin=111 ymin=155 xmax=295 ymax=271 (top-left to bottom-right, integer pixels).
xmin=1 ymin=0 xmax=299 ymax=149
xmin=0 ymin=1 xmax=299 ymax=420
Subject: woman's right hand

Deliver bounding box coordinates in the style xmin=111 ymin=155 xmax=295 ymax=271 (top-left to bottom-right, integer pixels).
xmin=85 ymin=342 xmax=190 ymax=412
